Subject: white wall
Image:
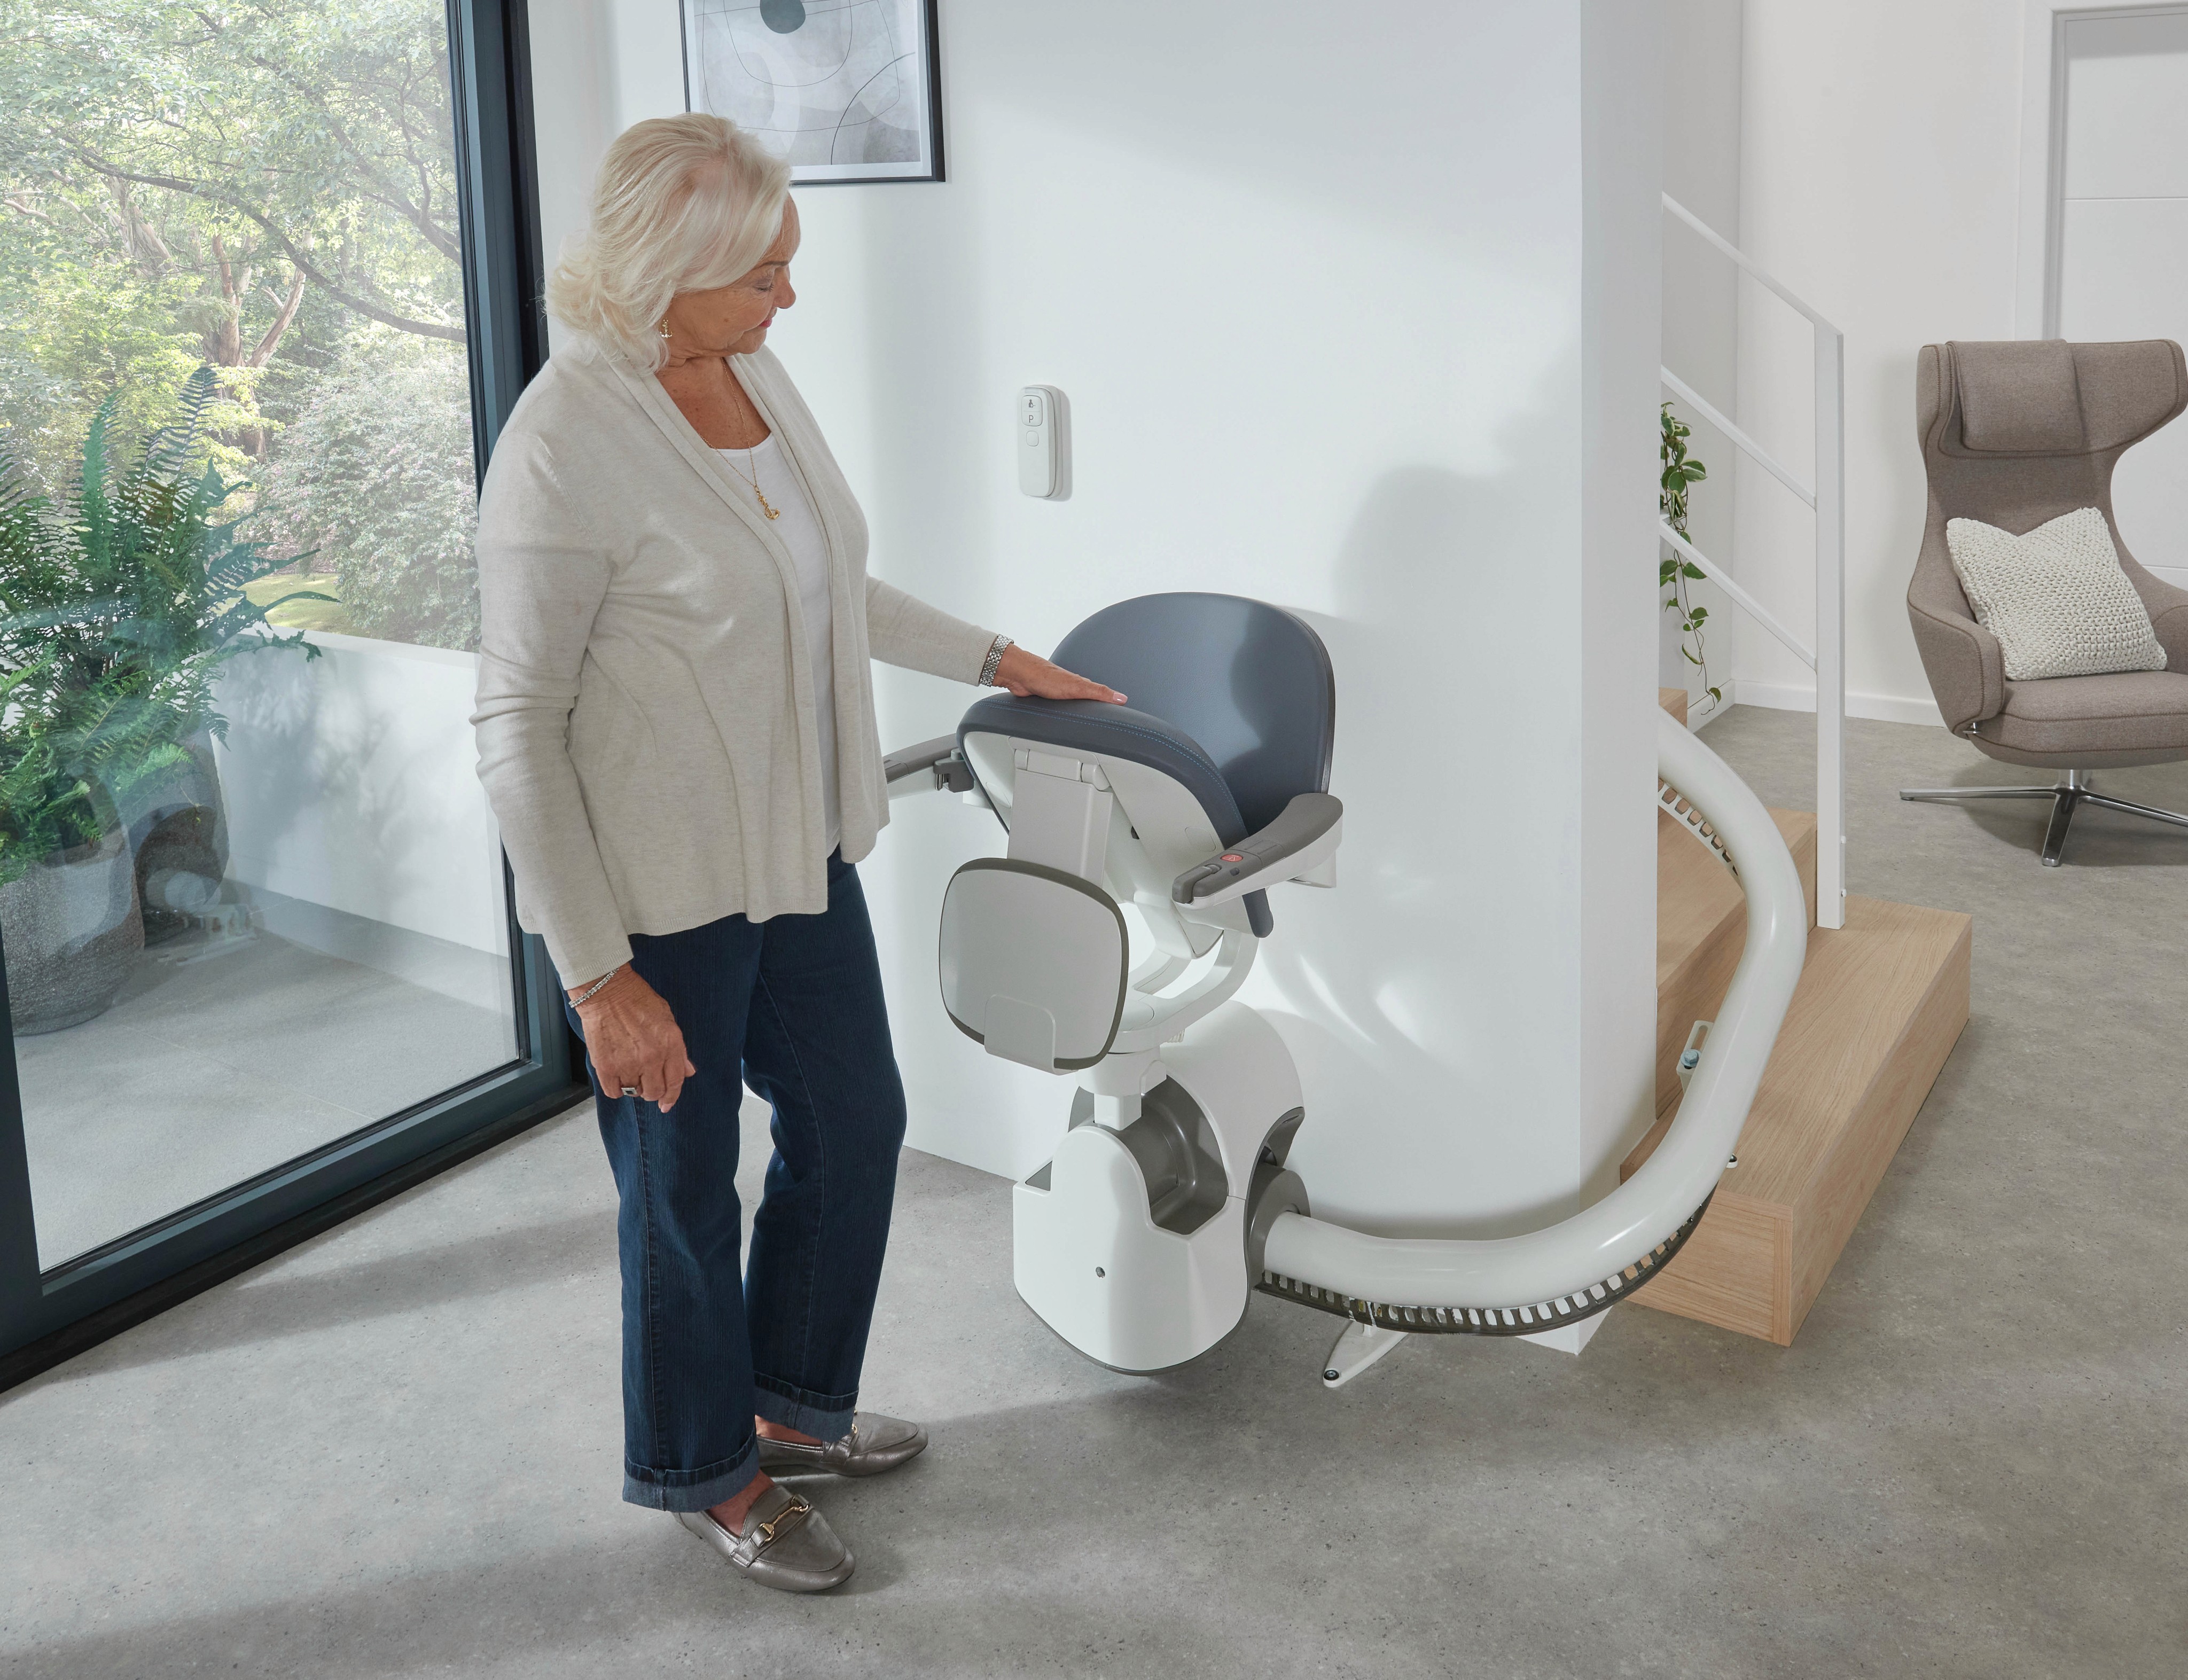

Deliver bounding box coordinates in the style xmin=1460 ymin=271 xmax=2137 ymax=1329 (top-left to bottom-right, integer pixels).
xmin=1659 ymin=0 xmax=1742 ymax=715
xmin=214 ymin=633 xmax=512 ymax=1000
xmin=528 ymin=0 xmax=682 ymax=278
xmin=2056 ymin=9 xmax=2188 ymax=589
xmin=526 ymin=1 xmax=1664 ymax=1236
xmin=1727 ymin=2 xmax=2031 ymax=726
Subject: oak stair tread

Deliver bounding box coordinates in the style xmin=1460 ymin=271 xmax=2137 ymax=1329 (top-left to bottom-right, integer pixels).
xmin=1634 ymin=689 xmax=1970 ymax=1345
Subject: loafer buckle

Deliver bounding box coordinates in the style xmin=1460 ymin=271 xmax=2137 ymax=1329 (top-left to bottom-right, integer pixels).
xmin=752 ymin=1494 xmax=810 ymax=1548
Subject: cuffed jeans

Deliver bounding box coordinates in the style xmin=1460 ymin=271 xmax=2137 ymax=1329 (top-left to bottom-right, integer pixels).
xmin=566 ymin=854 xmax=908 ymax=1513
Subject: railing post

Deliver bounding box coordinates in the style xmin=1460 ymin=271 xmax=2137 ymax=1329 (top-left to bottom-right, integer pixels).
xmin=1665 ymin=195 xmax=1849 ymax=926
xmin=1814 ymin=323 xmax=1847 ymax=931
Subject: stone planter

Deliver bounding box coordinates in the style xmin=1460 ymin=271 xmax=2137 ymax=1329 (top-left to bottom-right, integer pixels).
xmin=0 ymin=827 xmax=145 ymax=1035
xmin=124 ymin=730 xmax=230 ymax=944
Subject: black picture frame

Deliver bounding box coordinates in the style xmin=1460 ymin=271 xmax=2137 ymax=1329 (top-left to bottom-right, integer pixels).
xmin=681 ymin=0 xmax=945 ymax=186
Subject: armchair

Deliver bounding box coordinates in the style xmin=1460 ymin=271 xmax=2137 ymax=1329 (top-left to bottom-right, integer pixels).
xmin=1902 ymin=338 xmax=2188 ymax=865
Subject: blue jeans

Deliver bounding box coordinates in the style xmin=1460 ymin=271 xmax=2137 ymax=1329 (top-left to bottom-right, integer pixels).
xmin=566 ymin=854 xmax=909 ymax=1512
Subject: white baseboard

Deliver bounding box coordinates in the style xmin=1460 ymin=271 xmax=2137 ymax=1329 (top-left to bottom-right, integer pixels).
xmin=1725 ymin=678 xmax=1944 ymax=729
xmin=242 ymin=884 xmax=512 ymax=1008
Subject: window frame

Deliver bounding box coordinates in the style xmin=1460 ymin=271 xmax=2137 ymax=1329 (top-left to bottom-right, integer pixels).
xmin=0 ymin=0 xmax=582 ymax=1389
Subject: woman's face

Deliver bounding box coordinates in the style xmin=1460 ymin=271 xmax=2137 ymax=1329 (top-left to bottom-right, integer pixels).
xmin=661 ymin=196 xmax=800 ymax=361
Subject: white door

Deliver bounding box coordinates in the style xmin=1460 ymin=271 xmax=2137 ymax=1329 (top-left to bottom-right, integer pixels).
xmin=2056 ymin=8 xmax=2188 ymax=589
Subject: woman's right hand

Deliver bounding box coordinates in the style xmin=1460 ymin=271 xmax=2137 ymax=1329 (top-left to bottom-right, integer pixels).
xmin=572 ymin=967 xmax=696 ymax=1111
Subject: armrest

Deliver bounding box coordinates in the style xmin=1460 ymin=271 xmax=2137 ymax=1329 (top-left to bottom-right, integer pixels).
xmin=2130 ymin=567 xmax=2188 ymax=673
xmin=1908 ymin=529 xmax=2004 ymax=733
xmin=1172 ymin=793 xmax=1343 ymax=909
xmin=1908 ymin=601 xmax=2005 ymax=734
xmin=2152 ymin=599 xmax=2188 ymax=674
xmin=884 ymin=734 xmax=975 ymax=801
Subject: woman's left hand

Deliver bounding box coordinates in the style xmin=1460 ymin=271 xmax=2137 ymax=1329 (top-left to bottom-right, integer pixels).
xmin=993 ymin=644 xmax=1127 ymax=704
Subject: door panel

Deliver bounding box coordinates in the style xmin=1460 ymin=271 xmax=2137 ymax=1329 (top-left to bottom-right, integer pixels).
xmin=2058 ymin=11 xmax=2188 ymax=590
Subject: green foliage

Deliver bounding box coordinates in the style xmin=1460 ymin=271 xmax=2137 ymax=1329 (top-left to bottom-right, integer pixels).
xmin=248 ymin=329 xmax=478 ymax=650
xmin=0 ymin=367 xmax=325 ymax=884
xmin=0 ymin=0 xmax=482 ymax=650
xmin=1659 ymin=403 xmax=1720 ymax=713
xmin=243 ymin=569 xmax=349 ymax=634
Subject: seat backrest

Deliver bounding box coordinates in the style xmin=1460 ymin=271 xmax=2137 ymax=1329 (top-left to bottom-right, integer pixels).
xmin=1914 ymin=339 xmax=2186 ymax=600
xmin=1049 ymin=592 xmax=1334 ymax=834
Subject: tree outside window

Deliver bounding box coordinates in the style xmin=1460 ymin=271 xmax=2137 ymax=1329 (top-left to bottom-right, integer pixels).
xmin=0 ymin=0 xmax=483 ymax=651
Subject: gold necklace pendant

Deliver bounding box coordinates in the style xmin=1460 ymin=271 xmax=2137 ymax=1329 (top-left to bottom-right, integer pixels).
xmin=734 ymin=447 xmax=782 ymax=519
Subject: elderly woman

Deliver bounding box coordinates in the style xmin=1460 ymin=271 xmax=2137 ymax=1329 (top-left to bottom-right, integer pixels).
xmin=471 ymin=114 xmax=1120 ymax=1593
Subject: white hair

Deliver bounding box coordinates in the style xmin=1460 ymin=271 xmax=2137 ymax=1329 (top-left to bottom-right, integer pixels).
xmin=546 ymin=114 xmax=791 ymax=372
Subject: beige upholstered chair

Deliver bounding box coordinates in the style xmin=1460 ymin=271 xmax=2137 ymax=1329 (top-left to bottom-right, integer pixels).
xmin=1902 ymin=338 xmax=2188 ymax=865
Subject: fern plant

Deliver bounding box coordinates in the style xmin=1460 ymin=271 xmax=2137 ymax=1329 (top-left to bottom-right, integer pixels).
xmin=1659 ymin=402 xmax=1719 ymax=713
xmin=0 ymin=368 xmax=329 ymax=886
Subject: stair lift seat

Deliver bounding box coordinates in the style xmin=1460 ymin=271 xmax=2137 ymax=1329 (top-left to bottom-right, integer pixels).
xmin=887 ymin=593 xmax=1808 ymax=1385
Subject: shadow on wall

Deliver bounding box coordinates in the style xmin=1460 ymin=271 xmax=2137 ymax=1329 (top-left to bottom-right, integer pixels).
xmin=1257 ymin=395 xmax=1599 ymax=1240
xmin=796 ymin=5 xmax=1605 ymax=1210
xmin=211 ymin=638 xmax=502 ymax=952
xmin=863 ymin=361 xmax=1609 ymax=1225
xmin=217 ymin=651 xmax=432 ymax=920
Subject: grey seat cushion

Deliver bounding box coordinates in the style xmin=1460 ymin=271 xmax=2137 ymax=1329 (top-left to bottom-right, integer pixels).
xmin=959 ymin=695 xmax=1246 ymax=845
xmin=958 ymin=693 xmax=1276 ymax=937
xmin=1979 ymin=670 xmax=2188 ymax=765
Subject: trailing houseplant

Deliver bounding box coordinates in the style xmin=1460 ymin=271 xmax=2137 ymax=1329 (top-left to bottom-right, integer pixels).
xmin=0 ymin=367 xmax=327 ymax=1027
xmin=1659 ymin=402 xmax=1719 ymax=714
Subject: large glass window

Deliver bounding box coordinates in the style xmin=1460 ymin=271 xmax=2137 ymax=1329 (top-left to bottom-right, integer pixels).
xmin=0 ymin=0 xmax=534 ymax=1272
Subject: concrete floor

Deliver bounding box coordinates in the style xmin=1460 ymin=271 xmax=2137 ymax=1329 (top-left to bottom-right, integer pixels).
xmin=18 ymin=928 xmax=515 ymax=1267
xmin=4 ymin=707 xmax=2187 ymax=1678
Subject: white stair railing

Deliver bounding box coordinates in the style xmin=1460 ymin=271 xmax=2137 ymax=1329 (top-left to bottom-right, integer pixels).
xmin=1660 ymin=193 xmax=1846 ymax=932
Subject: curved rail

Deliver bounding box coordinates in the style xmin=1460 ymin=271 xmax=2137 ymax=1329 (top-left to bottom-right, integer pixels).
xmin=1259 ymin=708 xmax=1807 ymax=1328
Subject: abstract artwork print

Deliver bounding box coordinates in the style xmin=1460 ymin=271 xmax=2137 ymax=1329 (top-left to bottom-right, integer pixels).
xmin=682 ymin=0 xmax=943 ymax=183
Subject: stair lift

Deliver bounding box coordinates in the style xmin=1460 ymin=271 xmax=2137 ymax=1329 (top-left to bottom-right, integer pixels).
xmin=885 ymin=593 xmax=1808 ymax=1385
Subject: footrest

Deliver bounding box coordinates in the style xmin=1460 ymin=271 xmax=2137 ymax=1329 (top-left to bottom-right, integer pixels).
xmin=938 ymin=859 xmax=1128 ymax=1072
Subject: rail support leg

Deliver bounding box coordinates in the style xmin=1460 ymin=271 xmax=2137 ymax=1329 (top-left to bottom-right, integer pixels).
xmin=1322 ymin=1319 xmax=1408 ymax=1389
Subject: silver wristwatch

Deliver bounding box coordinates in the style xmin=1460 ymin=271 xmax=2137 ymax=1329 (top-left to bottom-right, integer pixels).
xmin=979 ymin=634 xmax=1013 ymax=686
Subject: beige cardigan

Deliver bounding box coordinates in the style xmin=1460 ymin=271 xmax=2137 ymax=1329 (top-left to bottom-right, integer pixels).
xmin=472 ymin=340 xmax=997 ymax=985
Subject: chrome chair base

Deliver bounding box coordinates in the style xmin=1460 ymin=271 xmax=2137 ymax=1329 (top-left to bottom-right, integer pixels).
xmin=1901 ymin=769 xmax=2188 ymax=866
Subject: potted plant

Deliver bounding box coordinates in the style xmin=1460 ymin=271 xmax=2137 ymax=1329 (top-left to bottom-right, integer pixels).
xmin=0 ymin=369 xmax=326 ymax=1031
xmin=0 ymin=679 xmax=145 ymax=1033
xmin=1660 ymin=402 xmax=1720 ymax=714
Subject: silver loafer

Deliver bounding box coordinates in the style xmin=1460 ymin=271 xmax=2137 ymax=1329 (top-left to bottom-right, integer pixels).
xmin=675 ymin=1483 xmax=854 ymax=1593
xmin=755 ymin=1412 xmax=928 ymax=1478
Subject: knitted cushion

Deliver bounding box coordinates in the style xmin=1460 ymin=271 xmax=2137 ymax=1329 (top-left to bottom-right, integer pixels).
xmin=1944 ymin=507 xmax=2167 ymax=681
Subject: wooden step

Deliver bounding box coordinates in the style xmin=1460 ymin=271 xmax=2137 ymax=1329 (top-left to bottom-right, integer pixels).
xmin=1626 ymin=897 xmax=1969 ymax=1343
xmin=1639 ymin=689 xmax=1972 ymax=1345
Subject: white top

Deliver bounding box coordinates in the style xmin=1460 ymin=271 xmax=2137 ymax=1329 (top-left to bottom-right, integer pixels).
xmin=471 ymin=343 xmax=999 ymax=985
xmin=720 ymin=434 xmax=840 ymax=851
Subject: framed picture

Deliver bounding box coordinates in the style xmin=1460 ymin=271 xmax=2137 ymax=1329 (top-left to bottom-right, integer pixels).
xmin=681 ymin=0 xmax=945 ymax=185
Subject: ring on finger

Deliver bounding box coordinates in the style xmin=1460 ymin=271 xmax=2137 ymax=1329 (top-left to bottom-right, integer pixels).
xmin=620 ymin=1085 xmax=639 ymax=1098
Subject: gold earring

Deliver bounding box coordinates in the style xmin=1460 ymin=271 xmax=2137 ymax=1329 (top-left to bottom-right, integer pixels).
xmin=657 ymin=321 xmax=672 ymax=339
